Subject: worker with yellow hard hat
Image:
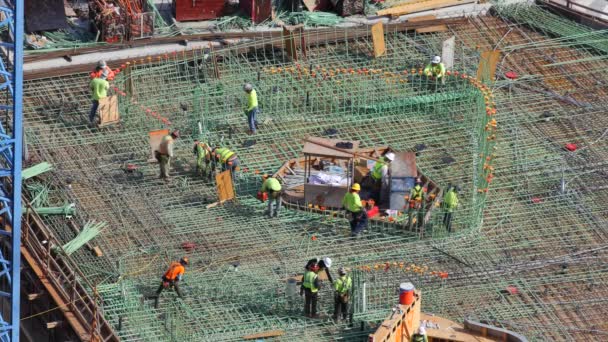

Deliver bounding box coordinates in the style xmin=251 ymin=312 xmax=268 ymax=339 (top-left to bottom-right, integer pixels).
xmin=342 ymin=183 xmax=368 ymax=236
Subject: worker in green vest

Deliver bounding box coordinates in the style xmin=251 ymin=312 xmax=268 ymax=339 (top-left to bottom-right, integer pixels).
xmin=243 ymin=83 xmax=259 ymax=135
xmin=409 ymin=178 xmax=425 ymax=228
xmin=342 ymin=183 xmax=368 ymax=236
xmin=369 ymin=152 xmax=395 ymax=205
xmin=213 ymin=146 xmax=240 ymax=181
xmin=412 ymin=326 xmax=428 ymax=342
xmin=260 ymin=174 xmax=282 ymax=217
xmin=88 ymin=68 xmax=110 ymax=126
xmin=423 ymin=55 xmax=446 ymax=79
xmin=332 ymin=267 xmax=352 ymax=322
xmin=300 ymin=263 xmax=321 ymax=318
xmin=193 ymin=141 xmax=213 ymax=181
xmin=442 ymin=185 xmax=459 ymax=232
xmin=155 ymin=130 xmax=180 ymax=180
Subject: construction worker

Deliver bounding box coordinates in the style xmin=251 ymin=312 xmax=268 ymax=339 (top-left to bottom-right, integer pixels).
xmin=423 ymin=56 xmax=446 ymax=79
xmin=155 ymin=257 xmax=189 ymax=308
xmin=193 ymin=140 xmax=213 ymax=180
xmin=442 ymin=185 xmax=459 ymax=232
xmin=342 ymin=183 xmax=368 ymax=236
xmin=213 ymin=146 xmax=240 ymax=181
xmin=243 ymin=83 xmax=259 ymax=135
xmin=300 ymin=263 xmax=321 ymax=318
xmin=411 ymin=326 xmax=428 ymax=342
xmin=409 ymin=178 xmax=425 ymax=228
xmin=88 ymin=68 xmax=110 ymax=126
xmin=369 ymin=152 xmax=395 ymax=205
xmin=155 ymin=130 xmax=180 ymax=179
xmin=90 ymin=60 xmax=116 ymax=81
xmin=260 ymin=174 xmax=282 ymax=217
xmin=305 ymin=256 xmax=334 ymax=283
xmin=332 ymin=267 xmax=352 ymax=322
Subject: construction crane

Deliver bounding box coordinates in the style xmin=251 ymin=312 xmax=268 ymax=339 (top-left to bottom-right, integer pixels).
xmin=0 ymin=0 xmax=24 ymax=340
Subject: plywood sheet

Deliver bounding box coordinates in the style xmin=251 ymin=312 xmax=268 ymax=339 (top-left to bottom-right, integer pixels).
xmin=98 ymin=95 xmax=120 ymax=127
xmin=407 ymin=14 xmax=437 ymax=22
xmin=216 ymin=170 xmax=235 ymax=202
xmin=148 ymin=129 xmax=169 ymax=162
xmin=371 ymin=22 xmax=386 ymax=58
xmin=377 ymin=0 xmax=475 ymax=17
xmin=477 ymin=50 xmax=501 ymax=83
xmin=442 ymin=36 xmax=456 ymax=71
xmin=302 ymin=137 xmax=359 ymax=159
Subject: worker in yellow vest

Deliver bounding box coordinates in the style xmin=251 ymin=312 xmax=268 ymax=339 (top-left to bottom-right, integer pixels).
xmin=424 ymin=55 xmax=446 ymax=79
xmin=300 ymin=263 xmax=321 ymax=318
xmin=342 ymin=183 xmax=368 ymax=236
xmin=155 ymin=130 xmax=180 ymax=179
xmin=193 ymin=141 xmax=213 ymax=181
xmin=212 ymin=146 xmax=240 ymax=181
xmin=332 ymin=267 xmax=352 ymax=322
xmin=442 ymin=185 xmax=459 ymax=232
xmin=369 ymin=152 xmax=395 ymax=205
xmin=243 ymin=83 xmax=259 ymax=135
xmin=408 ymin=178 xmax=426 ymax=228
xmin=260 ymin=174 xmax=282 ymax=217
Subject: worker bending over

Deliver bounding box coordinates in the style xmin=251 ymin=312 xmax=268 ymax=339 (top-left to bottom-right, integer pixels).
xmin=342 ymin=183 xmax=368 ymax=237
xmin=369 ymin=152 xmax=395 ymax=205
xmin=305 ymin=257 xmax=333 ymax=283
xmin=155 ymin=130 xmax=180 ymax=180
xmin=300 ymin=263 xmax=321 ymax=318
xmin=213 ymin=146 xmax=240 ymax=181
xmin=90 ymin=60 xmax=116 ymax=81
xmin=442 ymin=185 xmax=459 ymax=232
xmin=155 ymin=257 xmax=189 ymax=308
xmin=423 ymin=56 xmax=446 ymax=79
xmin=332 ymin=267 xmax=352 ymax=322
xmin=88 ymin=69 xmax=110 ymax=126
xmin=243 ymin=83 xmax=259 ymax=135
xmin=193 ymin=140 xmax=213 ymax=180
xmin=259 ymin=174 xmax=282 ymax=217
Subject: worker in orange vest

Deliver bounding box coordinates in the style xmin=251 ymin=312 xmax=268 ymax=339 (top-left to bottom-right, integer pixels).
xmin=90 ymin=60 xmax=116 ymax=81
xmin=155 ymin=257 xmax=189 ymax=308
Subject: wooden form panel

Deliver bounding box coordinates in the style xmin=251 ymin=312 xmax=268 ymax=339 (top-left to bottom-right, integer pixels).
xmin=216 ymin=170 xmax=235 ymax=202
xmin=98 ymin=95 xmax=120 ymax=127
xmin=371 ymin=22 xmax=387 ymax=58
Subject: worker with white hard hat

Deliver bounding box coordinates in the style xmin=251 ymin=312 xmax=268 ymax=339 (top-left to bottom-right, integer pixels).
xmin=412 ymin=325 xmax=428 ymax=342
xmin=424 ymin=55 xmax=446 ymax=79
xmin=369 ymin=151 xmax=395 ymax=205
xmin=305 ymin=256 xmax=334 ymax=283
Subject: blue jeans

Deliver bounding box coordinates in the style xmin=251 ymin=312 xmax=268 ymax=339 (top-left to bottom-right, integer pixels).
xmin=349 ymin=210 xmax=368 ymax=236
xmin=246 ymin=107 xmax=259 ymax=133
xmin=89 ymin=100 xmax=99 ymax=124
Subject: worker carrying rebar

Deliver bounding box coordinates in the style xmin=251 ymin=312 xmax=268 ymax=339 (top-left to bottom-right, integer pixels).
xmin=412 ymin=326 xmax=428 ymax=342
xmin=424 ymin=56 xmax=446 ymax=79
xmin=342 ymin=183 xmax=368 ymax=237
xmin=332 ymin=267 xmax=352 ymax=322
xmin=305 ymin=257 xmax=333 ymax=283
xmin=155 ymin=257 xmax=189 ymax=308
xmin=88 ymin=68 xmax=110 ymax=126
xmin=243 ymin=83 xmax=259 ymax=135
xmin=193 ymin=140 xmax=213 ymax=180
xmin=259 ymin=174 xmax=282 ymax=218
xmin=212 ymin=146 xmax=240 ymax=181
xmin=368 ymin=152 xmax=395 ymax=205
xmin=442 ymin=185 xmax=459 ymax=232
xmin=90 ymin=60 xmax=116 ymax=81
xmin=300 ymin=263 xmax=321 ymax=318
xmin=155 ymin=130 xmax=180 ymax=180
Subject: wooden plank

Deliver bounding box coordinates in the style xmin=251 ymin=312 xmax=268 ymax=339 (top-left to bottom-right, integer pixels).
xmin=92 ymin=246 xmax=103 ymax=257
xmin=377 ymin=0 xmax=476 ymax=17
xmin=371 ymin=22 xmax=386 ymax=58
xmin=98 ymin=95 xmax=120 ymax=127
xmin=408 ymin=14 xmax=437 ymax=22
xmin=477 ymin=50 xmax=501 ymax=83
xmin=242 ymin=330 xmax=285 ymax=339
xmin=415 ymin=24 xmax=448 ymax=33
xmin=441 ymin=36 xmax=456 ymax=70
xmin=216 ymin=170 xmax=235 ymax=202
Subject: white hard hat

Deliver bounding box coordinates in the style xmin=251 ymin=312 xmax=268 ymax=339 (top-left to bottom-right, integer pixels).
xmin=243 ymin=83 xmax=253 ymax=91
xmin=432 ymin=56 xmax=441 ymax=64
xmin=418 ymin=326 xmax=426 ymax=335
xmin=385 ymin=152 xmax=395 ymax=161
xmin=323 ymin=257 xmax=332 ymax=268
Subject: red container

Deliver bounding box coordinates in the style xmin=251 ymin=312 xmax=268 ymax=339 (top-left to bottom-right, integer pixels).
xmin=174 ymin=0 xmax=225 ymax=21
xmin=399 ymin=282 xmax=415 ymax=305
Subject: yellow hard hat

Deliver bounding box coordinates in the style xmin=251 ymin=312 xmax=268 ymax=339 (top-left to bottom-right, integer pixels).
xmin=262 ymin=174 xmax=269 ymax=179
xmin=351 ymin=183 xmax=361 ymax=191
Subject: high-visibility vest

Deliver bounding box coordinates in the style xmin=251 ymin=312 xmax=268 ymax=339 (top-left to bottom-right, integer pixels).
xmin=412 ymin=334 xmax=426 ymax=342
xmin=411 ymin=185 xmax=423 ymax=200
xmin=216 ymin=148 xmax=235 ymax=163
xmin=163 ymin=262 xmax=185 ymax=281
xmin=334 ymin=275 xmax=352 ymax=295
xmin=443 ymin=190 xmax=459 ymax=212
xmin=371 ymin=158 xmax=387 ymax=181
xmin=303 ymin=271 xmax=319 ymax=293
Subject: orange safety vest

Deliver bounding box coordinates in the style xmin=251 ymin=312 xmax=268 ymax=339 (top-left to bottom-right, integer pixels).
xmin=163 ymin=262 xmax=185 ymax=281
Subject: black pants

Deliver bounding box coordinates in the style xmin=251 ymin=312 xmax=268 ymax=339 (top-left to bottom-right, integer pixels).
xmin=304 ymin=288 xmax=318 ymax=317
xmin=349 ymin=210 xmax=368 ymax=236
xmin=333 ymin=293 xmax=349 ymax=320
xmin=155 ymin=279 xmax=183 ymax=308
xmin=443 ymin=211 xmax=453 ymax=232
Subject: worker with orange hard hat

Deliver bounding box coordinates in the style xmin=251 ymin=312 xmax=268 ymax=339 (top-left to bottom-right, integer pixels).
xmin=342 ymin=183 xmax=368 ymax=236
xmin=300 ymin=262 xmax=321 ymax=318
xmin=155 ymin=257 xmax=189 ymax=308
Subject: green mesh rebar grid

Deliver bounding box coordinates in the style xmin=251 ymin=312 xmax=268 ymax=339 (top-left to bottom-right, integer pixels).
xmin=20 ymin=3 xmax=608 ymax=341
